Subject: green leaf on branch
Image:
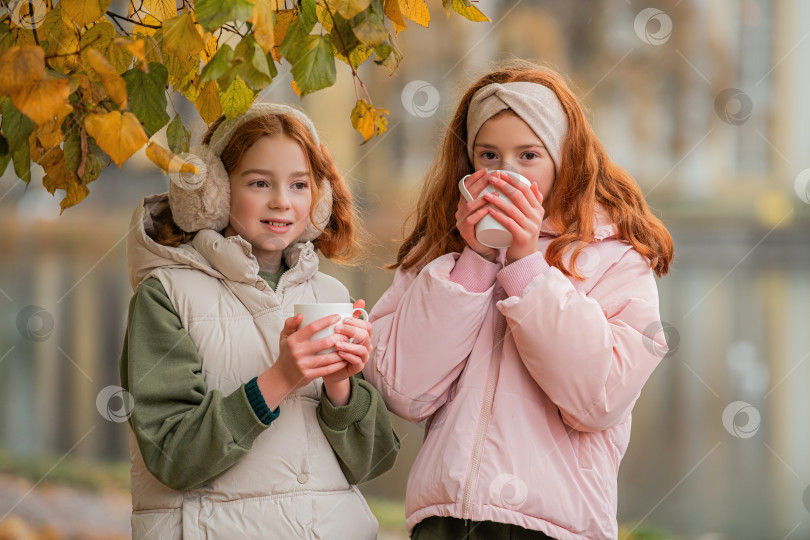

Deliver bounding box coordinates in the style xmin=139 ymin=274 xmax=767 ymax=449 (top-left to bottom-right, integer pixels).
xmin=167 ymin=115 xmax=191 ymax=154
xmin=373 ymin=39 xmax=403 ymax=71
xmin=1 ymin=99 xmax=35 ymax=183
xmin=122 ymin=63 xmax=170 ymax=137
xmin=0 ymin=135 xmax=11 ymax=176
xmin=351 ymin=1 xmax=389 ymax=47
xmin=290 ymin=35 xmax=337 ymax=96
xmin=298 ymin=0 xmax=319 ymax=33
xmin=200 ymin=44 xmax=235 ymax=84
xmin=196 ymin=0 xmax=255 ymax=32
xmin=279 ymin=18 xmax=306 ymax=63
xmin=219 ymin=76 xmax=255 ymax=120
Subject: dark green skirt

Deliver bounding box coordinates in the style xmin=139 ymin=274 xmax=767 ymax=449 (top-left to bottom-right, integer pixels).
xmin=411 ymin=516 xmax=556 ymax=540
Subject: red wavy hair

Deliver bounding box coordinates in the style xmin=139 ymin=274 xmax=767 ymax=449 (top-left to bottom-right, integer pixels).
xmin=392 ymin=60 xmax=673 ymax=278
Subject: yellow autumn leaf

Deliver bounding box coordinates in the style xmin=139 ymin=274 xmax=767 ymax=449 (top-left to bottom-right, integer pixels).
xmin=291 ymin=80 xmax=301 ymax=97
xmin=195 ymin=80 xmax=223 ymax=124
xmin=162 ymin=12 xmax=205 ymax=57
xmin=351 ymin=99 xmax=375 ymax=142
xmin=60 ymin=181 xmax=91 ymax=213
xmin=36 ymin=118 xmax=67 ymax=148
xmin=449 ymin=0 xmax=490 ymax=22
xmin=145 ymin=141 xmax=199 ymax=174
xmin=61 ymin=0 xmax=111 ymax=27
xmin=84 ymin=111 xmax=148 ymax=168
xmin=86 ymin=49 xmax=128 ymax=110
xmin=385 ymin=0 xmax=407 ymax=34
xmin=0 ymin=45 xmax=45 ymax=97
xmin=13 ymin=79 xmax=73 ymax=126
xmin=399 ymin=0 xmax=430 ymax=27
xmin=133 ymin=14 xmax=162 ymax=37
xmin=249 ymin=0 xmax=275 ymax=54
xmin=272 ymin=10 xmax=295 ymax=62
xmin=143 ymin=0 xmax=176 ymax=21
xmin=114 ymin=37 xmax=148 ymax=67
xmin=201 ymin=33 xmax=219 ymax=63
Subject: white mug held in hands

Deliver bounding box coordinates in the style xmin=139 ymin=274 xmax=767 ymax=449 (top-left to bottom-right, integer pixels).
xmin=458 ymin=170 xmax=532 ymax=249
xmin=293 ymin=303 xmax=369 ymax=354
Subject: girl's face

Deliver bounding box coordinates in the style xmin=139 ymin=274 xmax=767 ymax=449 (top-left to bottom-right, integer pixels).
xmin=471 ymin=113 xmax=556 ymax=206
xmin=224 ymin=134 xmax=313 ymax=256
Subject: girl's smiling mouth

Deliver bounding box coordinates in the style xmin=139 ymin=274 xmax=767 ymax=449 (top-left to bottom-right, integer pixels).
xmin=261 ymin=219 xmax=293 ymax=232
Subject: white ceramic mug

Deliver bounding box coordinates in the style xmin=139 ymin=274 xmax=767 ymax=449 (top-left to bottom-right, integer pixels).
xmin=293 ymin=303 xmax=369 ymax=353
xmin=458 ymin=170 xmax=532 ymax=249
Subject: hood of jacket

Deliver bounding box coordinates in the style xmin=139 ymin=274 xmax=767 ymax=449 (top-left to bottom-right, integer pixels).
xmin=126 ymin=192 xmax=319 ymax=293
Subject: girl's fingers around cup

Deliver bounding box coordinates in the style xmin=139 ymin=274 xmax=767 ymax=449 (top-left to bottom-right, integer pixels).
xmin=302 ymin=332 xmax=345 ymax=355
xmin=336 ymin=319 xmax=370 ymax=342
xmin=483 ymin=191 xmax=531 ymax=228
xmin=297 ymin=314 xmax=342 ymax=341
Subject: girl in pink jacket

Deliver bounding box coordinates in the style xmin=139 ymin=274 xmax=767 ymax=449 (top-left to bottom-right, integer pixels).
xmin=363 ymin=61 xmax=674 ymax=540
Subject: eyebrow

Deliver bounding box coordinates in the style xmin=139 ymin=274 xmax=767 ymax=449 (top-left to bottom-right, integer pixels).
xmin=474 ymin=143 xmax=546 ymax=150
xmin=240 ymin=169 xmax=310 ymax=178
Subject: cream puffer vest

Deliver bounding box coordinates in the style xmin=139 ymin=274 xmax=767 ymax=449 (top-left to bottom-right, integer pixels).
xmin=126 ymin=193 xmax=378 ymax=539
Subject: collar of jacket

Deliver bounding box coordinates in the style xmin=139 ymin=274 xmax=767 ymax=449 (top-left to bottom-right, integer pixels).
xmin=127 ymin=192 xmax=319 ymax=292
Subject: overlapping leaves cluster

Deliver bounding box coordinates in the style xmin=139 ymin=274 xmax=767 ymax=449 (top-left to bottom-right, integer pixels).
xmin=0 ymin=0 xmax=487 ymax=212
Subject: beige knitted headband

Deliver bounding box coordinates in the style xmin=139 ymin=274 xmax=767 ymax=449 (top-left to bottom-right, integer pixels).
xmin=466 ymin=81 xmax=569 ymax=172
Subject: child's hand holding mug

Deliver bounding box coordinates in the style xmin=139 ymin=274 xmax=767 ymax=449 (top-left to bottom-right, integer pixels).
xmin=456 ymin=169 xmax=502 ymax=262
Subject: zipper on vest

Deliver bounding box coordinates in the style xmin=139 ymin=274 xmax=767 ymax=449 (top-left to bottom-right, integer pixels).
xmin=462 ymin=313 xmax=506 ymax=520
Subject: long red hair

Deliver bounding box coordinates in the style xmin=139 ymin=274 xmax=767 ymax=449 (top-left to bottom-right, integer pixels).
xmin=392 ymin=60 xmax=673 ymax=278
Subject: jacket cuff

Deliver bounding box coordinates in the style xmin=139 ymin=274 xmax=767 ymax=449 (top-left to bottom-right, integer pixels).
xmin=244 ymin=377 xmax=280 ymax=426
xmin=318 ymin=377 xmax=371 ymax=431
xmin=497 ymin=251 xmax=550 ymax=297
xmin=449 ymin=247 xmax=500 ymax=293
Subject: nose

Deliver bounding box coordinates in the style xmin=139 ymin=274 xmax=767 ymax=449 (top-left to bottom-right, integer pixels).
xmin=268 ymin=185 xmax=291 ymax=209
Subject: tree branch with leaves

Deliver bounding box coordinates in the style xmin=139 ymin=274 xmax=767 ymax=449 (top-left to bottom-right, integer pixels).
xmin=0 ymin=0 xmax=488 ymax=212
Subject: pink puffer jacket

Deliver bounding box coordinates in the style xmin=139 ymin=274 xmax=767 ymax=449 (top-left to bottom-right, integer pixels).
xmin=364 ymin=213 xmax=668 ymax=540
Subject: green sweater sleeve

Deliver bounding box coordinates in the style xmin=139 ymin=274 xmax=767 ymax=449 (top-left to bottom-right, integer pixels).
xmin=316 ymin=373 xmax=400 ymax=485
xmin=119 ymin=277 xmax=272 ymax=491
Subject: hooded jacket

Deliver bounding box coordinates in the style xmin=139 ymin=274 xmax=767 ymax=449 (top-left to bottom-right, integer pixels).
xmin=125 ymin=192 xmax=380 ymax=539
xmin=364 ymin=211 xmax=667 ymax=540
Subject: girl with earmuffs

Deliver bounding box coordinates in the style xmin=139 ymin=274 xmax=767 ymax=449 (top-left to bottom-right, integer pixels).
xmin=120 ymin=102 xmax=399 ymax=539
